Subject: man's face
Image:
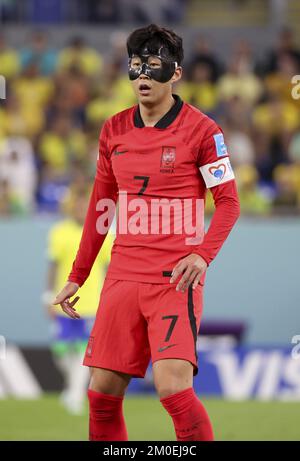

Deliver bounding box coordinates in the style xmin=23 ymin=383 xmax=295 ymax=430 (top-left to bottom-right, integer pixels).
xmin=130 ymin=55 xmax=182 ymax=105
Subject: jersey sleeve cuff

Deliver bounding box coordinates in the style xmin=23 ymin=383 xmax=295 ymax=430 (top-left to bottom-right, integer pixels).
xmin=67 ymin=275 xmax=84 ymax=288
xmin=193 ymin=249 xmax=211 ymax=266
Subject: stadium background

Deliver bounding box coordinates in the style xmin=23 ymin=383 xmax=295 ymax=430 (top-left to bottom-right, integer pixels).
xmin=0 ymin=0 xmax=300 ymax=440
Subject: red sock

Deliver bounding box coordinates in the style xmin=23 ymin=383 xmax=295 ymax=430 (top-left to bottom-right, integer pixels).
xmin=87 ymin=389 xmax=128 ymax=441
xmin=160 ymin=387 xmax=214 ymax=441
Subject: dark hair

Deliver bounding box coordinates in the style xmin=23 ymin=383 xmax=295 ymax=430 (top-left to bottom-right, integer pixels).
xmin=70 ymin=36 xmax=85 ymax=48
xmin=126 ymin=24 xmax=184 ymax=66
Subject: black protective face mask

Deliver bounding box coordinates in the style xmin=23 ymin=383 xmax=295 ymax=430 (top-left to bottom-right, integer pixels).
xmin=128 ymin=46 xmax=178 ymax=83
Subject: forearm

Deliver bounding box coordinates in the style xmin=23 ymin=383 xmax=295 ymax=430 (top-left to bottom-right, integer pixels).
xmin=195 ymin=180 xmax=240 ymax=265
xmin=68 ymin=178 xmax=117 ymax=286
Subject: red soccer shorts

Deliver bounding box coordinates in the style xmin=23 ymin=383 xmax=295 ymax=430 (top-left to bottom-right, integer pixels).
xmin=83 ymin=275 xmax=203 ymax=378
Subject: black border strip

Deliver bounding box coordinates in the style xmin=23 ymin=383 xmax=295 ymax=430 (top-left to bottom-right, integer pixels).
xmin=188 ymin=285 xmax=198 ymax=364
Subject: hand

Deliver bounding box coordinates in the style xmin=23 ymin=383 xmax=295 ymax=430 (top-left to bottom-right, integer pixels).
xmin=170 ymin=254 xmax=207 ymax=292
xmin=52 ymin=281 xmax=80 ymax=319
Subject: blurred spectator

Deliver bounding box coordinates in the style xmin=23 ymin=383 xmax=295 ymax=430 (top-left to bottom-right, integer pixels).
xmin=0 ymin=178 xmax=24 ymax=216
xmin=232 ymin=40 xmax=256 ymax=74
xmin=252 ymin=93 xmax=299 ymax=181
xmin=38 ymin=115 xmax=87 ymax=174
xmin=86 ymin=62 xmax=135 ymax=123
xmin=261 ymin=27 xmax=300 ymax=76
xmin=264 ymin=52 xmax=300 ymax=108
xmin=235 ymin=165 xmax=271 ymax=216
xmin=12 ymin=62 xmax=54 ymax=110
xmin=218 ymin=54 xmax=263 ymax=107
xmin=272 ymin=164 xmax=300 ymax=215
xmin=52 ymin=66 xmax=90 ymax=126
xmin=0 ymin=136 xmax=37 ymax=213
xmin=0 ymin=33 xmax=20 ymax=80
xmin=176 ymin=60 xmax=218 ymax=114
xmin=223 ymin=123 xmax=255 ymax=167
xmin=57 ymin=36 xmax=102 ymax=77
xmin=12 ymin=62 xmax=54 ymax=137
xmin=188 ymin=35 xmax=223 ymax=83
xmin=20 ymin=30 xmax=58 ymax=76
xmin=221 ymin=95 xmax=253 ymax=133
xmin=106 ymin=31 xmax=129 ymax=74
xmin=1 ymin=93 xmax=45 ymax=139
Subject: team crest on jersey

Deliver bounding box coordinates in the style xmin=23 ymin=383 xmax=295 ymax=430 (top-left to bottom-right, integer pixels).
xmin=86 ymin=336 xmax=94 ymax=358
xmin=160 ymin=146 xmax=176 ymax=173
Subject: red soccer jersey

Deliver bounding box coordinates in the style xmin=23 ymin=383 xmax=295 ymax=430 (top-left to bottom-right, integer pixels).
xmin=69 ymin=94 xmax=240 ymax=286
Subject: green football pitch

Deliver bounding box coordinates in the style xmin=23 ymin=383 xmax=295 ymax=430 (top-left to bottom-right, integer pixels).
xmin=0 ymin=394 xmax=299 ymax=441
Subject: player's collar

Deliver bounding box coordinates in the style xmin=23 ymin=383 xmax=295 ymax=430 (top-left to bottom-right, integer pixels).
xmin=134 ymin=94 xmax=183 ymax=129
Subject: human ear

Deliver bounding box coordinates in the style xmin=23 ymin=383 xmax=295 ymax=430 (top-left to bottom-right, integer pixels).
xmin=171 ymin=67 xmax=182 ymax=83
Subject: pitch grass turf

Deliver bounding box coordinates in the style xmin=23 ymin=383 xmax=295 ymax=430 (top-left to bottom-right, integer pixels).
xmin=0 ymin=394 xmax=299 ymax=441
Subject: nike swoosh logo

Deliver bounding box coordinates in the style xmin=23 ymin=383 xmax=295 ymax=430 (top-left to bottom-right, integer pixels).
xmin=158 ymin=344 xmax=177 ymax=353
xmin=114 ymin=150 xmax=128 ymax=156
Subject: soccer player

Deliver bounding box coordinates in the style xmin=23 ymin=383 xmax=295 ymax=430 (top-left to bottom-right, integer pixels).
xmin=53 ymin=24 xmax=240 ymax=441
xmin=44 ymin=185 xmax=113 ymax=414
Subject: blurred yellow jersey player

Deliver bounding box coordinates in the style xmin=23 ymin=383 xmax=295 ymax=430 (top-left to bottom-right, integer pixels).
xmin=44 ymin=185 xmax=114 ymax=414
xmin=48 ymin=219 xmax=112 ymax=317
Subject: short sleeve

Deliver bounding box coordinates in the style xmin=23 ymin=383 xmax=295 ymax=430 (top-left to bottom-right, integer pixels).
xmin=197 ymin=119 xmax=235 ymax=189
